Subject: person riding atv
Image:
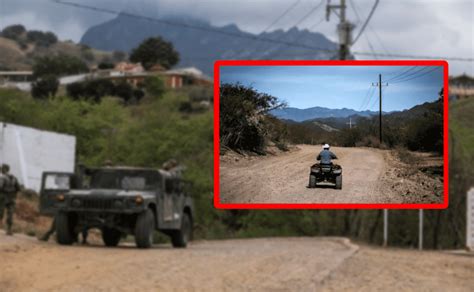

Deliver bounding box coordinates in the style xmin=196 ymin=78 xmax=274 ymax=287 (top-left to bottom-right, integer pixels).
xmin=317 ymin=144 xmax=338 ymax=165
xmin=309 ymin=144 xmax=342 ymax=189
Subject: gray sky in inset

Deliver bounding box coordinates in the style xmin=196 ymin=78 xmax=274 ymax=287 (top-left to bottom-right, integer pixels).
xmin=0 ymin=0 xmax=472 ymax=75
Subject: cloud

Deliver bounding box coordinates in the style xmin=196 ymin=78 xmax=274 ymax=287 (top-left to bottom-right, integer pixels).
xmin=1 ymin=0 xmax=472 ymax=74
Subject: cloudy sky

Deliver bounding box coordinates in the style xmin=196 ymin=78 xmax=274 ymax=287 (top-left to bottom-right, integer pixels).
xmin=220 ymin=65 xmax=444 ymax=110
xmin=1 ymin=0 xmax=472 ymax=75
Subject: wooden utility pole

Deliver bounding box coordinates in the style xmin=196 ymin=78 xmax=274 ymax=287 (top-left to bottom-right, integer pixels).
xmin=419 ymin=209 xmax=424 ymax=250
xmin=326 ymin=0 xmax=354 ymax=60
xmin=372 ymin=75 xmax=387 ymax=144
xmin=379 ymin=74 xmax=382 ymax=143
xmin=383 ymin=209 xmax=388 ymax=247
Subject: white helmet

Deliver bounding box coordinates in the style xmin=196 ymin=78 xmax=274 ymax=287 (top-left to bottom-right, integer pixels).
xmin=323 ymin=144 xmax=330 ymax=149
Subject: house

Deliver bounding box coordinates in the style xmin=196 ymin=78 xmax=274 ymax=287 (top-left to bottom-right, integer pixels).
xmin=159 ymin=67 xmax=213 ymax=89
xmin=449 ymin=74 xmax=474 ymax=100
xmin=0 ymin=71 xmax=35 ymax=83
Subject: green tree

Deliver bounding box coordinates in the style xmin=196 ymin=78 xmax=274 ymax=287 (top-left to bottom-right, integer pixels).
xmin=1 ymin=24 xmax=26 ymax=40
xmin=31 ymin=75 xmax=59 ymax=99
xmin=33 ymin=55 xmax=89 ymax=78
xmin=129 ymin=37 xmax=179 ymax=70
xmin=26 ymin=30 xmax=58 ymax=47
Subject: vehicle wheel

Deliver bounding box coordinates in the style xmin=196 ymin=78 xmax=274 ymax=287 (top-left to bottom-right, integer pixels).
xmin=309 ymin=174 xmax=316 ymax=188
xmin=56 ymin=212 xmax=75 ymax=245
xmin=171 ymin=213 xmax=192 ymax=248
xmin=102 ymin=227 xmax=122 ymax=247
xmin=335 ymin=175 xmax=342 ymax=190
xmin=135 ymin=209 xmax=155 ymax=248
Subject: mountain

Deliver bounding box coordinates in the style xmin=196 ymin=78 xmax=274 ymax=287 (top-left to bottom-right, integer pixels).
xmin=80 ymin=13 xmax=338 ymax=76
xmin=270 ymin=106 xmax=381 ymax=122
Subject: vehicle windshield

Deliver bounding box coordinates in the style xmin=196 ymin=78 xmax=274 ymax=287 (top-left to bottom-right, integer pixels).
xmin=89 ymin=169 xmax=161 ymax=190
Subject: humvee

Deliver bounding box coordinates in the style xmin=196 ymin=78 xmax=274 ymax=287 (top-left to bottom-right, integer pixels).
xmin=39 ymin=166 xmax=194 ymax=248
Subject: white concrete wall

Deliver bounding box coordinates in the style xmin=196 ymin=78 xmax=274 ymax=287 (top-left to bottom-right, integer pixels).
xmin=0 ymin=122 xmax=76 ymax=192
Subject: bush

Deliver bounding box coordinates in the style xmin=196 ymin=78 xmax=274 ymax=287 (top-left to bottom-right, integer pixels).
xmin=31 ymin=75 xmax=59 ymax=99
xmin=98 ymin=62 xmax=115 ymax=70
xmin=1 ymin=24 xmax=26 ymax=40
xmin=220 ymin=83 xmax=285 ymax=153
xmin=33 ymin=54 xmax=89 ymax=78
xmin=144 ymin=76 xmax=165 ymax=98
xmin=26 ymin=30 xmax=58 ymax=47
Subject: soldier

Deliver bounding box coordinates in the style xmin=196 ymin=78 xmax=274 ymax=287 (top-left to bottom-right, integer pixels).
xmin=0 ymin=164 xmax=21 ymax=235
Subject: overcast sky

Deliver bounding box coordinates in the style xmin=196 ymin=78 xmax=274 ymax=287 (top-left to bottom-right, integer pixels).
xmin=220 ymin=65 xmax=443 ymax=111
xmin=0 ymin=0 xmax=472 ymax=75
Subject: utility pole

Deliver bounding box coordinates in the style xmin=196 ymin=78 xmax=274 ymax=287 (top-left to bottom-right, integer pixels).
xmin=326 ymin=0 xmax=354 ymax=60
xmin=372 ymin=75 xmax=388 ymax=144
xmin=383 ymin=209 xmax=388 ymax=247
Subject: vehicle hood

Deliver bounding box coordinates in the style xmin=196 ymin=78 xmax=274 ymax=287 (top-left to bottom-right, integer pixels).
xmin=66 ymin=189 xmax=155 ymax=198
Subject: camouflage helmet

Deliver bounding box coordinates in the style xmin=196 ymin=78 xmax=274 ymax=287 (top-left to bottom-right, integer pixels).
xmin=162 ymin=159 xmax=178 ymax=170
xmin=1 ymin=163 xmax=10 ymax=172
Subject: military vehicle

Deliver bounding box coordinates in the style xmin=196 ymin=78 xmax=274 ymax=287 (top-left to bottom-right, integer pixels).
xmin=39 ymin=166 xmax=194 ymax=248
xmin=308 ymin=163 xmax=342 ymax=189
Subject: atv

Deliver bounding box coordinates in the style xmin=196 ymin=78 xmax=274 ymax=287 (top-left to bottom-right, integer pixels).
xmin=308 ymin=163 xmax=342 ymax=189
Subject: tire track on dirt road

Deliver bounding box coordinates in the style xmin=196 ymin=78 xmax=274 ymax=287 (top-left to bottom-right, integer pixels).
xmin=220 ymin=145 xmax=400 ymax=204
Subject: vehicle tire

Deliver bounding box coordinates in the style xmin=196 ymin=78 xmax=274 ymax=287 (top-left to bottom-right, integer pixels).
xmin=102 ymin=227 xmax=121 ymax=247
xmin=135 ymin=209 xmax=155 ymax=248
xmin=171 ymin=213 xmax=192 ymax=248
xmin=309 ymin=174 xmax=317 ymax=188
xmin=335 ymin=175 xmax=342 ymax=190
xmin=56 ymin=212 xmax=75 ymax=245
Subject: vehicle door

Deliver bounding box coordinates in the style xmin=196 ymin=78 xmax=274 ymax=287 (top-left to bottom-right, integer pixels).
xmin=39 ymin=172 xmax=75 ymax=216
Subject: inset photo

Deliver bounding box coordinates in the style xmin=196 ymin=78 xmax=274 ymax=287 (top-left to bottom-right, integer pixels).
xmin=214 ymin=60 xmax=448 ymax=208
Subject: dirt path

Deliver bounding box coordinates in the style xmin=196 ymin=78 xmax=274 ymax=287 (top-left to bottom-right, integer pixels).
xmin=220 ymin=145 xmax=401 ymax=204
xmin=0 ymin=234 xmax=357 ymax=291
xmin=1 ymin=233 xmax=472 ymax=291
xmin=320 ymin=245 xmax=474 ymax=292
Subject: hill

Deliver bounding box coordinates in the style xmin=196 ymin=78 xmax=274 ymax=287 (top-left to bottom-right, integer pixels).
xmin=270 ymin=106 xmax=380 ymax=122
xmin=0 ymin=30 xmax=117 ymax=71
xmin=80 ymin=13 xmax=338 ymax=76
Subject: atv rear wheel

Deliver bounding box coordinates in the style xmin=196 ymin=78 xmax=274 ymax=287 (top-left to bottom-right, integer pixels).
xmin=309 ymin=174 xmax=316 ymax=188
xmin=102 ymin=227 xmax=122 ymax=247
xmin=135 ymin=209 xmax=155 ymax=248
xmin=335 ymin=175 xmax=342 ymax=190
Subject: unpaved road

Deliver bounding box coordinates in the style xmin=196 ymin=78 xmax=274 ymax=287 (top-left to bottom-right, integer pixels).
xmin=1 ymin=233 xmax=472 ymax=292
xmin=220 ymin=145 xmax=399 ymax=204
xmin=0 ymin=233 xmax=357 ymax=291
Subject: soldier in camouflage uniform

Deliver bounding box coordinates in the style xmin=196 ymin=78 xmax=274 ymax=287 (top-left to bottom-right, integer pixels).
xmin=0 ymin=164 xmax=21 ymax=235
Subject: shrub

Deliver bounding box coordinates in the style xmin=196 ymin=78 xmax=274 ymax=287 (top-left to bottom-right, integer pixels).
xmin=31 ymin=75 xmax=59 ymax=99
xmin=1 ymin=24 xmax=26 ymax=40
xmin=33 ymin=54 xmax=89 ymax=78
xmin=144 ymin=76 xmax=165 ymax=98
xmin=129 ymin=37 xmax=179 ymax=70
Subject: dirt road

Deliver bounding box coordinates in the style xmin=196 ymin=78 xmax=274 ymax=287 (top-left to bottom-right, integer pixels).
xmin=0 ymin=234 xmax=357 ymax=291
xmin=220 ymin=145 xmax=400 ymax=204
xmin=1 ymin=233 xmax=472 ymax=291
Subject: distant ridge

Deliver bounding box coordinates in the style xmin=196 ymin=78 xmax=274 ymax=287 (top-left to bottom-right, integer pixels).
xmin=270 ymin=106 xmax=382 ymax=122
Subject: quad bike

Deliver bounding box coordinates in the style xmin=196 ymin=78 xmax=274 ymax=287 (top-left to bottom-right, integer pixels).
xmin=308 ymin=163 xmax=342 ymax=189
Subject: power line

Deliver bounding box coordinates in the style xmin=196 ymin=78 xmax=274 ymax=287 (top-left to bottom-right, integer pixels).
xmin=385 ymin=66 xmax=418 ymax=82
xmin=260 ymin=0 xmax=303 ymax=33
xmin=237 ymin=0 xmax=303 ymax=58
xmin=51 ymin=0 xmax=474 ymax=62
xmin=51 ymin=0 xmax=338 ymax=55
xmin=391 ymin=66 xmax=442 ymax=83
xmin=388 ymin=66 xmax=432 ymax=82
xmin=352 ymin=0 xmax=380 ymax=45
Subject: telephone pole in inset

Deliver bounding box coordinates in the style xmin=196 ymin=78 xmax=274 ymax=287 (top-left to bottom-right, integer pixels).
xmin=372 ymin=74 xmax=388 ymax=144
xmin=326 ymin=0 xmax=354 ymax=60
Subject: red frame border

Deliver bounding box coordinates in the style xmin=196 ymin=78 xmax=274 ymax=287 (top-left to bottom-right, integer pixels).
xmin=213 ymin=60 xmax=449 ymax=209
